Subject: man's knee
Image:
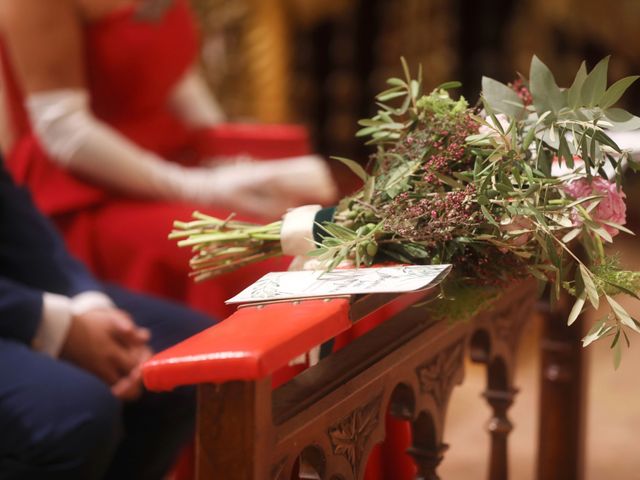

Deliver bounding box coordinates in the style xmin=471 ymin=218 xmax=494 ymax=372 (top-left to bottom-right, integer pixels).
xmin=56 ymin=379 xmax=122 ymax=463
xmin=13 ymin=374 xmax=121 ymax=477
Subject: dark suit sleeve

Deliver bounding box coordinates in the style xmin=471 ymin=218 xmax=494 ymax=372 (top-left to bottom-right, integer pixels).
xmin=0 ymin=166 xmax=103 ymax=342
xmin=0 ymin=275 xmax=43 ymax=344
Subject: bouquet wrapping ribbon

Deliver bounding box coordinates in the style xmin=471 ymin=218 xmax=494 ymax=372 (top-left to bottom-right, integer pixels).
xmin=280 ymin=205 xmax=336 ymax=256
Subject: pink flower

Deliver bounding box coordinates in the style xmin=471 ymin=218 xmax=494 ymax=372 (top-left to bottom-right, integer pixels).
xmin=510 ymin=78 xmax=533 ymax=106
xmin=563 ymin=177 xmax=627 ymax=237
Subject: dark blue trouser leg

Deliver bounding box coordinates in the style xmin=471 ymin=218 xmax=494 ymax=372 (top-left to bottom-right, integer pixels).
xmin=0 ymin=286 xmax=212 ymax=480
xmin=103 ymin=285 xmax=213 ymax=480
xmin=0 ymin=340 xmax=121 ymax=480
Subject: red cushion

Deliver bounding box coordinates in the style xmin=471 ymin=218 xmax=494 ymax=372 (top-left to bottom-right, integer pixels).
xmin=195 ymin=123 xmax=311 ymax=159
xmin=142 ymin=298 xmax=351 ymax=390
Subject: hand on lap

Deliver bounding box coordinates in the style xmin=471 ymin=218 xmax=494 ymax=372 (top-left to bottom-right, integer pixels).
xmin=60 ymin=307 xmax=152 ymax=400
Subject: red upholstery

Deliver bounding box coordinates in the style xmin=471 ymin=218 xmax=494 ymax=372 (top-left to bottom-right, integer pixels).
xmin=143 ymin=288 xmax=434 ymax=390
xmin=143 ymin=298 xmax=351 ymax=390
xmin=194 ymin=123 xmax=311 ymax=160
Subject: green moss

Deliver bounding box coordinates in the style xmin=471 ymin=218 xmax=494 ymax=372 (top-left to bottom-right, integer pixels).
xmin=563 ymin=256 xmax=640 ymax=298
xmin=424 ymin=279 xmax=501 ymax=322
xmin=594 ymin=262 xmax=640 ymax=296
xmin=416 ymin=89 xmax=469 ymax=118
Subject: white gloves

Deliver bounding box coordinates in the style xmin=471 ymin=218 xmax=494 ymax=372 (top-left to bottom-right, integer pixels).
xmin=196 ymin=156 xmax=337 ymax=217
xmin=26 ymin=88 xmax=337 ymax=218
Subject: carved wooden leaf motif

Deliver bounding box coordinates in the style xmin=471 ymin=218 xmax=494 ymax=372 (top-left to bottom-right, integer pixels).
xmin=328 ymin=394 xmax=382 ymax=476
xmin=415 ymin=341 xmax=464 ymax=408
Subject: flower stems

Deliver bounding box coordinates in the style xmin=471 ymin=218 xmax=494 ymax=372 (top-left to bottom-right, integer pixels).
xmin=170 ymin=211 xmax=284 ymax=280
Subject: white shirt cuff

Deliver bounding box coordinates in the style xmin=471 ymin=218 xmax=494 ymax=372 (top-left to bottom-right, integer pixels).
xmin=70 ymin=291 xmax=114 ymax=315
xmin=280 ymin=204 xmax=322 ymax=256
xmin=33 ymin=290 xmax=115 ymax=357
xmin=33 ymin=292 xmax=73 ymax=357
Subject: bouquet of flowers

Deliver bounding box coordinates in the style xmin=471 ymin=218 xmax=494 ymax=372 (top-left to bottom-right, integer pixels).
xmin=170 ymin=56 xmax=640 ymax=363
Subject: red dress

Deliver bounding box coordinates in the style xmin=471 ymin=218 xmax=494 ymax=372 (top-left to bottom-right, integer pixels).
xmin=0 ymin=2 xmax=415 ymax=478
xmin=0 ymin=0 xmax=301 ymax=320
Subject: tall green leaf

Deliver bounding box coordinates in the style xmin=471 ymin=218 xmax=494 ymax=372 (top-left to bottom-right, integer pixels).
xmin=600 ymin=75 xmax=639 ymax=109
xmin=332 ymin=156 xmax=369 ymax=183
xmin=581 ymin=56 xmax=610 ymax=106
xmin=568 ymin=292 xmax=586 ymax=325
xmin=607 ymin=295 xmax=640 ymax=334
xmin=481 ymin=77 xmax=525 ymax=118
xmin=613 ymin=340 xmax=622 ymax=369
xmin=529 ymin=56 xmax=566 ymax=115
xmin=558 ymin=133 xmax=574 ymax=168
xmin=568 ymin=61 xmax=588 ymax=108
xmin=580 ymin=264 xmax=600 ymax=308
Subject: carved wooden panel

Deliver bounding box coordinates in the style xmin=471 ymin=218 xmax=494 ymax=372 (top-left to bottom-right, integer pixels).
xmin=327 ymin=393 xmax=383 ymax=477
xmin=192 ymin=281 xmax=586 ymax=480
xmin=415 ymin=340 xmax=465 ymax=409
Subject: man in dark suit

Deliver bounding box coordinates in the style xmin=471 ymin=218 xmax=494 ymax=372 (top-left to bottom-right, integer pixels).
xmin=0 ymin=164 xmax=212 ymax=479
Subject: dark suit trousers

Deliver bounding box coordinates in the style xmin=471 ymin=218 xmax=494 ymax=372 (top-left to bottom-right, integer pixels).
xmin=0 ymin=284 xmax=212 ymax=480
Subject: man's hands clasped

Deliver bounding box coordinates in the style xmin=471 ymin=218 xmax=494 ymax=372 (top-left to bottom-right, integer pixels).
xmin=60 ymin=308 xmax=152 ymax=401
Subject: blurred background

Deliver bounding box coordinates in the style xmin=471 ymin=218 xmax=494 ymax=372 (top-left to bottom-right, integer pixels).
xmin=190 ymin=0 xmax=640 ymax=478
xmin=193 ymin=0 xmax=640 ymax=166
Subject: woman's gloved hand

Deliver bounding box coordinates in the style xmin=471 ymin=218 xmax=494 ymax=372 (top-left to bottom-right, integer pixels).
xmin=194 ymin=155 xmax=338 ymax=218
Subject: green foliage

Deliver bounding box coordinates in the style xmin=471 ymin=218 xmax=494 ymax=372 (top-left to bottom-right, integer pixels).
xmin=313 ymin=55 xmax=640 ymax=362
xmin=172 ymin=55 xmax=640 ymax=366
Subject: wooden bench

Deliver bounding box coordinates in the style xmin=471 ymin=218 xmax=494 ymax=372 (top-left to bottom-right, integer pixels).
xmin=143 ymin=279 xmax=585 ymax=479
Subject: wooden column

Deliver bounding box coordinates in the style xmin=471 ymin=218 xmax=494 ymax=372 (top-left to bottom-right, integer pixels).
xmin=408 ymin=408 xmax=449 ymax=480
xmin=243 ymin=0 xmax=293 ymax=123
xmin=196 ymin=379 xmax=273 ymax=480
xmin=484 ymin=387 xmax=517 ymax=480
xmin=536 ymin=299 xmax=587 ymax=480
xmin=407 ymin=442 xmax=448 ymax=480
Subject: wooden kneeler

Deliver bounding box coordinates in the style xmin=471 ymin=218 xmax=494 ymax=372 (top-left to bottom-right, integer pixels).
xmin=142 ymin=279 xmax=582 ymax=479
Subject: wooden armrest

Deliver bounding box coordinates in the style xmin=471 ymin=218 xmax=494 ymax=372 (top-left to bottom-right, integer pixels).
xmin=142 ymin=288 xmax=435 ymax=392
xmin=142 ymin=298 xmax=350 ymax=391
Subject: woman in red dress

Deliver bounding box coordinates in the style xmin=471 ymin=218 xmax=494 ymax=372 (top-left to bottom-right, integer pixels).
xmin=0 ymin=1 xmax=414 ymax=477
xmin=0 ymin=0 xmax=337 ymax=321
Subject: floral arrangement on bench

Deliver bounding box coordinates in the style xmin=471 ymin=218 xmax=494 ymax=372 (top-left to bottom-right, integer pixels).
xmin=171 ymin=56 xmax=640 ymax=364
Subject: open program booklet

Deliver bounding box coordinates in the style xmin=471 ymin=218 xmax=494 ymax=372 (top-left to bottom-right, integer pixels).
xmin=225 ymin=264 xmax=452 ymax=305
